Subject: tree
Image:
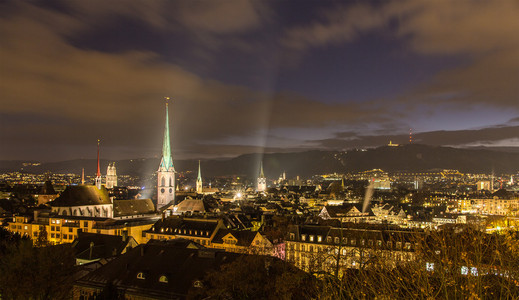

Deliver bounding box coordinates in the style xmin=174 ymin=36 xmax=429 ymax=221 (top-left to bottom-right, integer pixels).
xmin=318 ymin=224 xmax=519 ymax=299
xmin=35 ymin=225 xmax=49 ymax=247
xmin=190 ymin=255 xmax=318 ymax=299
xmin=0 ymin=232 xmax=76 ymax=299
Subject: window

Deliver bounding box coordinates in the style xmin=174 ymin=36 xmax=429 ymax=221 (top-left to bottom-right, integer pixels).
xmin=51 ymin=233 xmax=55 ymax=238
xmin=290 ymin=233 xmax=295 ymax=240
xmin=361 ymin=239 xmax=365 ymax=246
xmin=137 ymin=272 xmax=146 ymax=280
xmin=159 ymin=275 xmax=168 ymax=283
xmin=335 ymin=237 xmax=339 ymax=244
xmin=301 ymin=235 xmax=306 ymax=241
xmin=326 ymin=236 xmax=332 ymax=243
xmin=56 ymin=220 xmax=61 ymax=224
xmin=68 ymin=228 xmax=73 ymax=233
xmin=318 ymin=236 xmax=322 ymax=242
xmin=351 ymin=239 xmax=356 ymax=245
xmin=193 ymin=280 xmax=203 ymax=288
xmin=24 ymin=225 xmax=28 ymax=230
xmin=396 ymin=242 xmax=402 ymax=249
xmin=309 ymin=235 xmax=314 ymax=242
xmin=83 ymin=221 xmax=88 ymax=228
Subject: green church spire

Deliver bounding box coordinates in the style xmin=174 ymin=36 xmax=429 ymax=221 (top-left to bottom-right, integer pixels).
xmin=259 ymin=161 xmax=265 ymax=178
xmin=197 ymin=160 xmax=202 ymax=181
xmin=159 ymin=98 xmax=174 ymax=171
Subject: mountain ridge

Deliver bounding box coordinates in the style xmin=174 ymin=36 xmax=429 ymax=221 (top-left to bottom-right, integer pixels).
xmin=1 ymin=144 xmax=518 ymax=178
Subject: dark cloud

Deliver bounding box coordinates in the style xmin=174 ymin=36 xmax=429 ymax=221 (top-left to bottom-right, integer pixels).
xmin=282 ymin=0 xmax=519 ymax=109
xmin=1 ymin=1 xmax=517 ymax=162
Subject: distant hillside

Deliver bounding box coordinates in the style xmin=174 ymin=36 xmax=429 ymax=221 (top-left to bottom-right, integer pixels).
xmin=1 ymin=144 xmax=518 ymax=178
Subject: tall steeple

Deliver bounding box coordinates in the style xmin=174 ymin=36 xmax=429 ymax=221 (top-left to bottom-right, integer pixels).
xmin=196 ymin=160 xmax=203 ymax=194
xmin=157 ymin=98 xmax=176 ymax=210
xmin=257 ymin=161 xmax=266 ymax=192
xmin=95 ymin=139 xmax=102 ymax=189
xmin=81 ymin=168 xmax=85 ymax=185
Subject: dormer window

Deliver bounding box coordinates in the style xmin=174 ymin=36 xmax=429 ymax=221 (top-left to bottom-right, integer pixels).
xmin=137 ymin=272 xmax=146 ymax=280
xmin=317 ymin=236 xmax=322 ymax=242
xmin=159 ymin=275 xmax=168 ymax=283
xmin=309 ymin=235 xmax=314 ymax=242
xmin=193 ymin=280 xmax=203 ymax=288
xmin=301 ymin=234 xmax=306 ymax=241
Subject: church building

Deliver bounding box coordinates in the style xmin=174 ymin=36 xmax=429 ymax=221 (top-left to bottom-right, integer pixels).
xmin=157 ymin=99 xmax=175 ymax=210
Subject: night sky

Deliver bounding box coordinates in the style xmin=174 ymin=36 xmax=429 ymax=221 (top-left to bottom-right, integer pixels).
xmin=1 ymin=0 xmax=518 ymax=162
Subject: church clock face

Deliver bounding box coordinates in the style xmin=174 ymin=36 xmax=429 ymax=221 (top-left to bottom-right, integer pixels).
xmin=161 ymin=188 xmax=165 ymax=193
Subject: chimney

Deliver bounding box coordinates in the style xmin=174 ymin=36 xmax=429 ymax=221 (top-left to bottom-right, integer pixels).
xmin=33 ymin=210 xmax=39 ymax=222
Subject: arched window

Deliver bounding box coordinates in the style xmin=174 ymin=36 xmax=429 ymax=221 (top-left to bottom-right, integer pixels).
xmin=159 ymin=275 xmax=168 ymax=283
xmin=161 ymin=177 xmax=165 ymax=186
xmin=169 ymin=177 xmax=172 ymax=187
xmin=62 ymin=210 xmax=67 ymax=216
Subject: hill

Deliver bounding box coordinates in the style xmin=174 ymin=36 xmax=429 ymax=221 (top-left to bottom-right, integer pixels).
xmin=1 ymin=144 xmax=518 ymax=178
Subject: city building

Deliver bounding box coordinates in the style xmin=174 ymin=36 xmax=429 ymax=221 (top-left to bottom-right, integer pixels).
xmin=285 ymin=224 xmax=420 ymax=274
xmin=157 ymin=100 xmax=175 ymax=211
xmin=257 ymin=161 xmax=266 ymax=192
xmin=105 ymin=162 xmax=117 ymax=189
xmin=196 ymin=160 xmax=203 ymax=194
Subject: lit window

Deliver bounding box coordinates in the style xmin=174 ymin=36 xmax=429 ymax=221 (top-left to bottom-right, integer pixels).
xmin=317 ymin=236 xmax=322 ymax=242
xmin=56 ymin=220 xmax=60 ymax=224
xmin=309 ymin=235 xmax=314 ymax=242
xmin=159 ymin=275 xmax=168 ymax=283
xmin=193 ymin=280 xmax=203 ymax=288
xmin=301 ymin=235 xmax=306 ymax=241
xmin=24 ymin=226 xmax=28 ymax=230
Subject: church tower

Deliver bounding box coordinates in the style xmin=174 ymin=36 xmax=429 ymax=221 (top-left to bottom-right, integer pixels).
xmin=196 ymin=160 xmax=203 ymax=194
xmin=157 ymin=99 xmax=175 ymax=210
xmin=257 ymin=161 xmax=266 ymax=192
xmin=95 ymin=139 xmax=102 ymax=189
xmin=106 ymin=162 xmax=117 ymax=189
